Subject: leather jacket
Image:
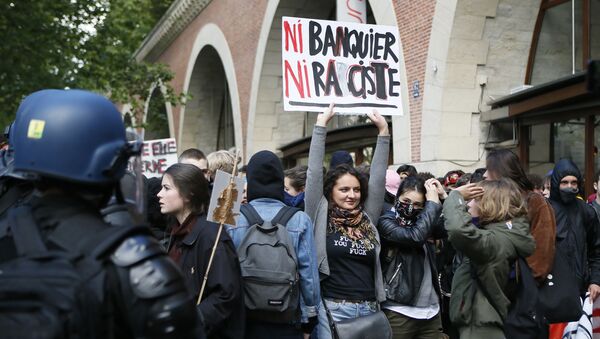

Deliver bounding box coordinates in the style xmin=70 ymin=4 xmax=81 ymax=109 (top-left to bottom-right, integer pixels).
xmin=377 ymin=202 xmax=445 ymax=305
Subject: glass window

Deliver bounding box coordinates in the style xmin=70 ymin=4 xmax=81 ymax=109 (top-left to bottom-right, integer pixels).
xmin=554 ymin=118 xmax=586 ymax=174
xmin=530 ymin=1 xmax=584 ymax=85
xmin=529 ymin=123 xmax=554 ymax=176
xmin=592 ymin=0 xmax=600 ymax=60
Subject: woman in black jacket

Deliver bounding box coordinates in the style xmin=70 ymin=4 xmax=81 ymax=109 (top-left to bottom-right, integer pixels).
xmin=158 ymin=163 xmax=244 ymax=339
xmin=377 ymin=176 xmax=446 ymax=339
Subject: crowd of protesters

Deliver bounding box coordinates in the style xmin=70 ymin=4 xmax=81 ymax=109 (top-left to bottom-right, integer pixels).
xmin=141 ymin=104 xmax=600 ymax=339
xmin=3 ymin=92 xmax=600 ymax=339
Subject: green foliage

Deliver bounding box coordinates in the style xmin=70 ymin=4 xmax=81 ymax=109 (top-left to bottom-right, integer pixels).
xmin=144 ymin=87 xmax=170 ymax=139
xmin=0 ymin=0 xmax=180 ymax=132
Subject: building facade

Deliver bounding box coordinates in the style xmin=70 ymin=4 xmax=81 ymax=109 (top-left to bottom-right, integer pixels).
xmin=136 ymin=0 xmax=600 ymax=191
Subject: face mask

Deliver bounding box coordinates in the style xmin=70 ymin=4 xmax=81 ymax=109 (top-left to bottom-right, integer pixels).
xmin=284 ymin=191 xmax=305 ymax=207
xmin=472 ymin=217 xmax=481 ymax=228
xmin=395 ymin=201 xmax=418 ymax=223
xmin=559 ymin=187 xmax=579 ymax=204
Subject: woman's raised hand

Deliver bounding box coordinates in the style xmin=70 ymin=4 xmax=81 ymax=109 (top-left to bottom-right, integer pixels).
xmin=366 ymin=109 xmax=389 ymax=136
xmin=316 ymin=103 xmax=335 ymax=127
xmin=425 ymin=178 xmax=440 ymax=203
xmin=429 ymin=178 xmax=448 ymax=200
xmin=454 ymin=183 xmax=484 ymax=201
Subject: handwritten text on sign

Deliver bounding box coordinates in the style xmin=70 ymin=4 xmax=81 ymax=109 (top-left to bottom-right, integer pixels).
xmin=140 ymin=138 xmax=178 ymax=178
xmin=282 ymin=17 xmax=403 ymax=115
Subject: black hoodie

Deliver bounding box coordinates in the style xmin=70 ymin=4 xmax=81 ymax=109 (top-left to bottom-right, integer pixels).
xmin=548 ymin=159 xmax=600 ymax=292
xmin=246 ymin=150 xmax=284 ymax=202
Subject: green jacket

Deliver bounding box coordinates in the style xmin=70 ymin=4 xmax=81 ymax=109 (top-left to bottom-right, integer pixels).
xmin=443 ymin=190 xmax=535 ymax=331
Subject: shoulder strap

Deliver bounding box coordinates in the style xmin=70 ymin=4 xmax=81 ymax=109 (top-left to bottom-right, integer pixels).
xmin=48 ymin=216 xmax=150 ymax=260
xmin=0 ymin=183 xmax=31 ymax=216
xmin=271 ymin=206 xmax=300 ymax=226
xmin=470 ymin=261 xmax=506 ymax=323
xmin=8 ymin=204 xmax=48 ymax=256
xmin=240 ymin=204 xmax=264 ymax=225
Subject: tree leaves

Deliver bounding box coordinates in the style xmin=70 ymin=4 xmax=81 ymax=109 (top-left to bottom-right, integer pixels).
xmin=0 ymin=0 xmax=180 ymax=135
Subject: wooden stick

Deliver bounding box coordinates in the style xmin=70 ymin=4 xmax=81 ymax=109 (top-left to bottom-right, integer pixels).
xmin=197 ymin=221 xmax=224 ymax=304
xmin=197 ymin=149 xmax=241 ymax=304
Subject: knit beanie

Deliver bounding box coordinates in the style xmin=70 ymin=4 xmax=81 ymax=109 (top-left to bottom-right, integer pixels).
xmin=329 ymin=150 xmax=353 ymax=170
xmin=246 ymin=150 xmax=284 ymax=202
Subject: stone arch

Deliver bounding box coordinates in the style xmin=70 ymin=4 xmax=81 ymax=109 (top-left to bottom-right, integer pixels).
xmin=419 ymin=0 xmax=541 ymax=174
xmin=246 ymin=0 xmax=407 ymax=159
xmin=179 ymin=23 xmax=242 ymax=155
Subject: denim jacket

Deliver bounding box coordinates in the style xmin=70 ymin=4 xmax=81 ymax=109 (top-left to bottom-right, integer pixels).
xmin=227 ymin=198 xmax=321 ymax=320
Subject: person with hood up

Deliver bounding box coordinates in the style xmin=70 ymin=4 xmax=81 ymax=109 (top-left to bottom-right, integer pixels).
xmin=547 ymin=159 xmax=600 ymax=300
xmin=443 ymin=178 xmax=535 ymax=339
xmin=227 ymin=150 xmax=320 ymax=339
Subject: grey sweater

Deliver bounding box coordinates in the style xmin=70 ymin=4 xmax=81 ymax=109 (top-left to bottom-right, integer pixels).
xmin=304 ymin=125 xmax=390 ymax=302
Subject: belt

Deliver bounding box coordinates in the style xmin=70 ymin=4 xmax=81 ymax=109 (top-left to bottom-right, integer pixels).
xmin=326 ymin=298 xmax=377 ymax=305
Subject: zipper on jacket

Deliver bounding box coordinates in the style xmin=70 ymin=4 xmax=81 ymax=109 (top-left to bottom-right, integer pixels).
xmin=388 ymin=263 xmax=402 ymax=283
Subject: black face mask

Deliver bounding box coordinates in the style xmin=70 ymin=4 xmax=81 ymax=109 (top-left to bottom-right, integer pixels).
xmin=395 ymin=201 xmax=419 ymax=226
xmin=559 ymin=187 xmax=579 ymax=204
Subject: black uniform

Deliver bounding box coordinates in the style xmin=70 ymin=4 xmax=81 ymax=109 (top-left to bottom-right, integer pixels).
xmin=1 ymin=192 xmax=204 ymax=339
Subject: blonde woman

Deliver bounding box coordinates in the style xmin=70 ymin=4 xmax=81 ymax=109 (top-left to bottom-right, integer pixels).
xmin=442 ymin=179 xmax=535 ymax=339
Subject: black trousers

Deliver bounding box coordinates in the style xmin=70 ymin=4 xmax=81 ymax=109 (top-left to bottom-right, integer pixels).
xmin=245 ymin=321 xmax=302 ymax=339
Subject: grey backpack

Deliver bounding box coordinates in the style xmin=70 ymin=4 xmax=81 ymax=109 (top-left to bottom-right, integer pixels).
xmin=238 ymin=204 xmax=300 ymax=323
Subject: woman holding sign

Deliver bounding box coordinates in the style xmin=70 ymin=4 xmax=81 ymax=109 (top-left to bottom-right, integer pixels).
xmin=304 ymin=103 xmax=391 ymax=339
xmin=158 ymin=163 xmax=245 ymax=339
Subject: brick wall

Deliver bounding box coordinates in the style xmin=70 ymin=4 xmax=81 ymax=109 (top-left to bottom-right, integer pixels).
xmin=394 ymin=0 xmax=436 ymax=163
xmin=156 ymin=0 xmax=267 ymax=151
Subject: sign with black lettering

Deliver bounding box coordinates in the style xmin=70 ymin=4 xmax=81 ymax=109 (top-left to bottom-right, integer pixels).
xmin=140 ymin=138 xmax=178 ymax=178
xmin=282 ymin=16 xmax=403 ymax=115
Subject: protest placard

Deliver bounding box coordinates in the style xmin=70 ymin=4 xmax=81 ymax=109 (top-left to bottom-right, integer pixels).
xmin=139 ymin=138 xmax=178 ymax=178
xmin=206 ymin=170 xmax=245 ymax=226
xmin=282 ymin=16 xmax=403 ymax=115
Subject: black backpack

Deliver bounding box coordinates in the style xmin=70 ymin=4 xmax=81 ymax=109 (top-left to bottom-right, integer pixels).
xmin=238 ymin=204 xmax=300 ymax=323
xmin=0 ymin=204 xmax=146 ymax=339
xmin=473 ymin=257 xmax=546 ymax=339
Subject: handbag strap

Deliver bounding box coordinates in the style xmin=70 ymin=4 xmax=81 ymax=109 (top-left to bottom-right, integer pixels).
xmin=470 ymin=261 xmax=506 ymax=323
xmin=321 ymin=299 xmax=339 ymax=338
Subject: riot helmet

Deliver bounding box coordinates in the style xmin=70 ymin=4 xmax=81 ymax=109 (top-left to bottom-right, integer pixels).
xmin=9 ymin=89 xmax=140 ymax=185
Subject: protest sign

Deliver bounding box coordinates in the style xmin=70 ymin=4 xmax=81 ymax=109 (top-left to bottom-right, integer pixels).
xmin=139 ymin=138 xmax=178 ymax=178
xmin=282 ymin=16 xmax=403 ymax=115
xmin=207 ymin=170 xmax=244 ymax=226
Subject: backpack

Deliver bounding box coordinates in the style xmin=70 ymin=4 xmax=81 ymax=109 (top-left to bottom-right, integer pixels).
xmin=472 ymin=257 xmax=544 ymax=339
xmin=0 ymin=204 xmax=147 ymax=339
xmin=238 ymin=204 xmax=300 ymax=323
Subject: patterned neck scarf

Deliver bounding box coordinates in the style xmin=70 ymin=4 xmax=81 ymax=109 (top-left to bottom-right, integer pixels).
xmin=328 ymin=205 xmax=378 ymax=250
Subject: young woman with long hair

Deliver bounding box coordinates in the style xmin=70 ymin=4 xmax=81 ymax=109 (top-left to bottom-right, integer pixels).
xmin=484 ymin=149 xmax=556 ymax=280
xmin=158 ymin=163 xmax=244 ymax=339
xmin=304 ymin=104 xmax=390 ymax=339
xmin=443 ymin=178 xmax=535 ymax=339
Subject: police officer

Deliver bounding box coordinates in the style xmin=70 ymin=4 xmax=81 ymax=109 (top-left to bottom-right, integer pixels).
xmin=5 ymin=89 xmax=203 ymax=338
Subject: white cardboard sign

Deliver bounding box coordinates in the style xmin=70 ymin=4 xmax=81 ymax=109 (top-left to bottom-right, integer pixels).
xmin=282 ymin=16 xmax=403 ymax=115
xmin=140 ymin=138 xmax=178 ymax=178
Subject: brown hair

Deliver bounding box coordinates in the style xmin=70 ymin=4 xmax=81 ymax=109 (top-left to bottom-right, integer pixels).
xmin=164 ymin=163 xmax=210 ymax=215
xmin=284 ymin=165 xmax=308 ymax=191
xmin=486 ymin=149 xmax=533 ymax=192
xmin=478 ymin=178 xmax=527 ymax=225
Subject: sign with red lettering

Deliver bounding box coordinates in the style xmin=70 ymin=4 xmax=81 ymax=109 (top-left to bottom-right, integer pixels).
xmin=140 ymin=138 xmax=178 ymax=178
xmin=282 ymin=16 xmax=403 ymax=115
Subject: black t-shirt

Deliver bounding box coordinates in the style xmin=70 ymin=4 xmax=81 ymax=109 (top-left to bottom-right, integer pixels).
xmin=321 ymin=229 xmax=376 ymax=301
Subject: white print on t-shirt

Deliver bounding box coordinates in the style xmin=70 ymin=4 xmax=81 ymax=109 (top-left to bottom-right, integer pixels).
xmin=334 ymin=235 xmax=368 ymax=256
